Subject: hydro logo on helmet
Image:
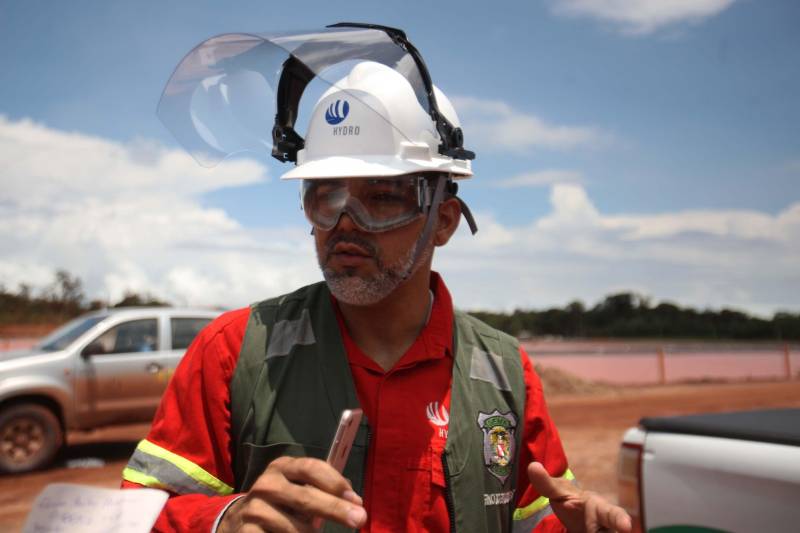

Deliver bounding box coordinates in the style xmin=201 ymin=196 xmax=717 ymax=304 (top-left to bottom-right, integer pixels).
xmin=281 ymin=61 xmax=472 ymax=180
xmin=325 ymin=100 xmax=350 ymax=125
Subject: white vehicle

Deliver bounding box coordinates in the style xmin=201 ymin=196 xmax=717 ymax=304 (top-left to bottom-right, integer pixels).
xmin=618 ymin=408 xmax=800 ymax=533
xmin=0 ymin=307 xmax=220 ymax=473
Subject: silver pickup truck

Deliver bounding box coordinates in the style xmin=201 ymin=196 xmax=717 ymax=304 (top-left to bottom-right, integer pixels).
xmin=0 ymin=307 xmax=220 ymax=473
xmin=618 ymin=408 xmax=800 ymax=533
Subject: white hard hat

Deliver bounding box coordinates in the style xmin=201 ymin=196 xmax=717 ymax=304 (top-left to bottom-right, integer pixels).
xmin=281 ymin=61 xmax=472 ymax=181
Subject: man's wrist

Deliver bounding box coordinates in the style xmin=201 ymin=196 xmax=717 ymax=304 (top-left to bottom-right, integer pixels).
xmin=212 ymin=494 xmax=245 ymax=533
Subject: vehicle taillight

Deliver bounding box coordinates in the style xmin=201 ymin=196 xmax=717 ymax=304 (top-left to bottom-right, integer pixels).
xmin=618 ymin=442 xmax=645 ymax=533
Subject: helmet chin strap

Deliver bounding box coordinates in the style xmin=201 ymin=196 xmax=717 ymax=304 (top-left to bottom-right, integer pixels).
xmin=399 ymin=175 xmax=448 ymax=282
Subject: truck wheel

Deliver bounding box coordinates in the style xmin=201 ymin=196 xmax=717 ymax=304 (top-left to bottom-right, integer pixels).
xmin=0 ymin=403 xmax=64 ymax=474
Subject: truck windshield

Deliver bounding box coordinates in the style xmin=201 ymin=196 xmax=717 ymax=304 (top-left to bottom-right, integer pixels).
xmin=37 ymin=315 xmax=107 ymax=352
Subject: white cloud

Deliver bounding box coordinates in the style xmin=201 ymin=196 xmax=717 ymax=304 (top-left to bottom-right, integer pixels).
xmin=2 ymin=117 xmax=797 ymax=316
xmin=549 ymin=0 xmax=736 ymax=35
xmin=451 ymin=96 xmax=608 ymax=152
xmin=602 ymin=209 xmax=780 ymax=241
xmin=538 ymin=184 xmax=601 ymax=229
xmin=440 ymin=183 xmax=800 ymax=316
xmin=0 ymin=116 xmax=320 ymax=307
xmin=2 ymin=119 xmax=263 ymax=206
xmin=494 ymin=170 xmax=584 ymax=188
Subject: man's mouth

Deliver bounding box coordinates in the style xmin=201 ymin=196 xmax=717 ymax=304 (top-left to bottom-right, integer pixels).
xmin=324 ymin=235 xmax=379 ymax=271
xmin=331 ymin=242 xmax=372 ymax=257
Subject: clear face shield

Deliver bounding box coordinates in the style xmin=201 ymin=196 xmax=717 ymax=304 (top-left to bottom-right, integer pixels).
xmin=158 ymin=23 xmax=477 ymax=236
xmin=157 ymin=23 xmax=471 ymax=167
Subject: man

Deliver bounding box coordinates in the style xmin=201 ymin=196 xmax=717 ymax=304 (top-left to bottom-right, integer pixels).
xmin=123 ymin=26 xmax=631 ymax=533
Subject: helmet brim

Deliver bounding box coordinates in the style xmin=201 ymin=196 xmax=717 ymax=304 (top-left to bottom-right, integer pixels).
xmin=280 ymin=155 xmax=472 ymax=180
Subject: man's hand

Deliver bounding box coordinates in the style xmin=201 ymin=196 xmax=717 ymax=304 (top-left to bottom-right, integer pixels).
xmin=527 ymin=462 xmax=631 ymax=533
xmin=218 ymin=456 xmax=367 ymax=532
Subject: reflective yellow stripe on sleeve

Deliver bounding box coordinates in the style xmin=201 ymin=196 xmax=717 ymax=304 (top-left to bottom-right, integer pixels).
xmin=513 ymin=468 xmax=576 ymax=521
xmin=121 ymin=467 xmax=169 ymax=490
xmin=122 ymin=439 xmax=234 ymax=497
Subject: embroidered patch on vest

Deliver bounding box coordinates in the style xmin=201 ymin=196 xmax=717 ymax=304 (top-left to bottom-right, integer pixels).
xmin=484 ymin=490 xmax=514 ymax=506
xmin=477 ymin=410 xmax=517 ymax=484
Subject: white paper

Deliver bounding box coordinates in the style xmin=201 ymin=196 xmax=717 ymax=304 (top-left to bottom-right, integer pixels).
xmin=23 ymin=483 xmax=168 ymax=533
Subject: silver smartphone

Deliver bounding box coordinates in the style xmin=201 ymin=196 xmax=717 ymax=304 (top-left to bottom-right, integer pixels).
xmin=326 ymin=408 xmax=363 ymax=473
xmin=314 ymin=408 xmax=364 ymax=531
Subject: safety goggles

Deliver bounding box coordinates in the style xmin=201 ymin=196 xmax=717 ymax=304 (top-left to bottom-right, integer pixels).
xmin=302 ymin=176 xmax=436 ymax=233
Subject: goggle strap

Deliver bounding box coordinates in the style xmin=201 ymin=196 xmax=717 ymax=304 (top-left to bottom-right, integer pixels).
xmin=456 ymin=196 xmax=479 ymax=235
xmin=402 ymin=175 xmax=447 ymax=281
xmin=443 ymin=179 xmax=477 ymax=235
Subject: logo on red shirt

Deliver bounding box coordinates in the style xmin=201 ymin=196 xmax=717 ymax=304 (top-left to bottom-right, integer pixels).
xmin=426 ymin=401 xmax=449 ymax=439
xmin=426 ymin=402 xmax=449 ymax=427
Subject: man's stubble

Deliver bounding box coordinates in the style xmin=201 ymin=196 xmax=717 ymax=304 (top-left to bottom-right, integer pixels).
xmin=318 ymin=232 xmax=432 ymax=306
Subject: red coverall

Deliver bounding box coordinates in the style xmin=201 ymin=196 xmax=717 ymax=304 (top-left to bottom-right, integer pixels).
xmin=122 ymin=274 xmax=569 ymax=532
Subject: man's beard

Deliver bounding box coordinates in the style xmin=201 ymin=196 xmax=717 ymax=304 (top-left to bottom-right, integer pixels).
xmin=318 ymin=232 xmax=431 ymax=306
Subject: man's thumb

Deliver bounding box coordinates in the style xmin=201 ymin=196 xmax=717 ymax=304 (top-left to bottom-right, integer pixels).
xmin=526 ymin=462 xmax=569 ymax=500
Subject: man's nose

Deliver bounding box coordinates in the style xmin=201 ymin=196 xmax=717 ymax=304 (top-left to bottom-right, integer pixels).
xmin=333 ymin=210 xmax=359 ymax=231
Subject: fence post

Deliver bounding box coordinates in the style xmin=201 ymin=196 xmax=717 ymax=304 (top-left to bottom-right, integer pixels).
xmin=657 ymin=347 xmax=666 ymax=385
xmin=785 ymin=344 xmax=792 ymax=380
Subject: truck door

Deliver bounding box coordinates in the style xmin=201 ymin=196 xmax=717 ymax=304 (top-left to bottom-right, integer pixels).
xmin=74 ymin=318 xmax=167 ymax=427
xmin=167 ymin=316 xmax=212 ymax=369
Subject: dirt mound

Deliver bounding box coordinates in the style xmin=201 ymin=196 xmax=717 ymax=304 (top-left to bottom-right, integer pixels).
xmin=0 ymin=324 xmax=57 ymax=338
xmin=535 ymin=363 xmax=618 ymax=397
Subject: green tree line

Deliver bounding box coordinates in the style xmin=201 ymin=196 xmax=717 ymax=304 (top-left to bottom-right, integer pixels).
xmin=470 ymin=292 xmax=800 ymax=340
xmin=2 ymin=271 xmax=799 ymax=339
xmin=0 ymin=270 xmax=167 ymax=326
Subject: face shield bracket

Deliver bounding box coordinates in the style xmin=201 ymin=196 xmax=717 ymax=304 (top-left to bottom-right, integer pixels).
xmin=270 ymin=22 xmax=475 ymax=164
xmin=327 ymin=22 xmax=475 ymax=162
xmin=271 ymin=56 xmax=315 ymax=162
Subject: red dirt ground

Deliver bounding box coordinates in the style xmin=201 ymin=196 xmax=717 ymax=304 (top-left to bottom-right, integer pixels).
xmin=0 ymin=380 xmax=798 ymax=530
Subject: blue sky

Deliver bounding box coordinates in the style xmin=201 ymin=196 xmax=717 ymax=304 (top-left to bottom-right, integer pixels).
xmin=1 ymin=0 xmax=798 ymax=316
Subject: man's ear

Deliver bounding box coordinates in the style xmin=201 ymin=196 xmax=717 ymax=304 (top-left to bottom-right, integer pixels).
xmin=434 ymin=197 xmax=461 ymax=246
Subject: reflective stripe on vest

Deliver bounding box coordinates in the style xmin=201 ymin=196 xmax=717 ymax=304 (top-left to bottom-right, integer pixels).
xmin=511 ymin=469 xmax=576 ymax=532
xmin=122 ymin=439 xmax=234 ymax=496
xmin=469 ymin=346 xmax=512 ymax=391
xmin=266 ymin=308 xmax=316 ymax=359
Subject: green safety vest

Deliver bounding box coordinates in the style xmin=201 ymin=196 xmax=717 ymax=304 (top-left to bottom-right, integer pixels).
xmin=229 ymin=281 xmax=534 ymax=533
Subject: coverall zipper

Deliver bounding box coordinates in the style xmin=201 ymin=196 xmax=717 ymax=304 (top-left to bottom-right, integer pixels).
xmin=441 ymin=451 xmax=456 ymax=533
